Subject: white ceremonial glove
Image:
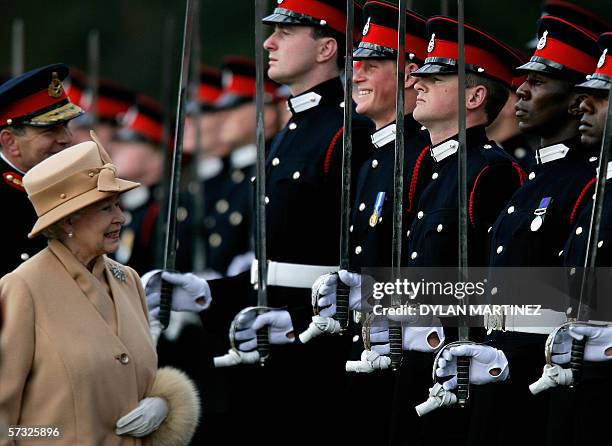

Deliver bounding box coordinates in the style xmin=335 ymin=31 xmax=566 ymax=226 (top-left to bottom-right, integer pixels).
xmin=145 ymin=271 xmax=212 ymax=318
xmin=227 ymin=251 xmax=255 ymax=277
xmin=298 ymin=315 xmax=342 ymax=343
xmin=367 ymin=317 xmax=445 ymax=354
xmin=568 ymin=325 xmax=612 ymax=362
xmin=233 ymin=309 xmax=295 ymax=351
xmin=551 ymin=328 xmax=572 ymax=365
xmin=312 ymin=270 xmax=368 ymax=317
xmin=345 ymin=349 xmax=391 ymax=373
xmin=436 ymin=344 xmax=509 ymax=390
xmin=115 ymin=397 xmax=168 ymax=437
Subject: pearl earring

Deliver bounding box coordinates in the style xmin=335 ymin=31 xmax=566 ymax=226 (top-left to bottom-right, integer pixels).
xmin=68 ymin=232 xmax=74 ymax=238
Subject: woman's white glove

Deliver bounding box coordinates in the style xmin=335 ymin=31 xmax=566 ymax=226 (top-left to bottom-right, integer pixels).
xmin=144 ymin=270 xmax=212 ymax=318
xmin=311 ymin=270 xmax=368 ymax=317
xmin=233 ymin=309 xmax=295 ymax=351
xmin=436 ymin=344 xmax=509 ymax=390
xmin=115 ymin=397 xmax=168 ymax=437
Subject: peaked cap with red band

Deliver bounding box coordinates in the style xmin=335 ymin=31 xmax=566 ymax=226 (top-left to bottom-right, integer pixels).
xmin=116 ymin=95 xmax=164 ymax=146
xmin=0 ymin=63 xmax=84 ymax=128
xmin=263 ymin=0 xmax=362 ymax=41
xmin=354 ymin=1 xmax=427 ymax=62
xmin=216 ymin=56 xmax=279 ymax=109
xmin=575 ymin=32 xmax=612 ymax=93
xmin=199 ymin=66 xmax=223 ymax=105
xmin=412 ymin=16 xmax=527 ymax=88
xmin=64 ymin=67 xmax=88 ymax=110
xmin=517 ymin=16 xmax=598 ymax=79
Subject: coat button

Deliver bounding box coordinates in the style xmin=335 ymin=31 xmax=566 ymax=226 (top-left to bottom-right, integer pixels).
xmin=209 ymin=233 xmax=222 ymax=247
xmin=496 ymin=245 xmax=504 ymax=254
xmin=359 ymin=203 xmax=366 ymax=211
xmin=570 ymin=267 xmax=576 ymax=276
xmin=251 ymin=176 xmax=256 ymax=183
xmin=507 ymin=206 xmax=515 ymax=214
xmin=406 ymin=230 xmax=410 ymax=237
xmin=349 ymin=225 xmax=354 ymax=232
xmin=487 ymin=226 xmax=493 ymax=233
xmin=177 ymin=206 xmax=188 ymax=222
xmin=491 ymin=287 xmax=498 ymax=295
xmin=6 ymin=174 xmax=13 ymax=181
xmin=371 ymin=159 xmax=378 ymax=168
xmin=20 ymin=253 xmax=29 ymax=261
xmin=528 ymin=172 xmax=535 ymax=180
xmin=589 ymin=156 xmax=598 ymax=162
xmin=352 ymin=335 xmax=360 ymax=343
xmin=60 ymin=193 xmax=67 ymax=199
xmin=292 ymin=171 xmax=300 ymax=180
xmin=355 ymin=246 xmax=362 ymax=254
xmin=265 ymin=196 xmax=270 ymax=204
xmin=432 ymin=172 xmax=439 ymax=180
xmin=117 ymin=353 xmax=130 ymax=364
xmin=272 ymin=157 xmax=280 ymax=166
xmin=410 ymin=251 xmax=418 ymax=260
xmin=483 ymin=144 xmax=492 ymax=149
xmin=598 ymin=240 xmax=604 ymax=248
xmin=437 ymin=224 xmax=443 ymax=232
xmin=558 ymin=250 xmax=564 ymax=257
xmin=575 ymin=227 xmax=583 ymax=235
xmin=417 ymin=211 xmax=424 ymax=219
xmin=229 ymin=212 xmax=243 ymax=226
xmin=339 ymin=101 xmax=345 ymax=108
xmin=232 ymin=170 xmax=245 ymax=183
xmin=289 ymin=122 xmax=297 ymax=130
xmin=216 ymin=199 xmax=229 ymax=214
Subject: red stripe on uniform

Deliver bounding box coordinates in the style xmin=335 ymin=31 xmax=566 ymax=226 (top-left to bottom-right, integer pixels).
xmin=570 ymin=177 xmax=596 ymax=225
xmin=469 ymin=165 xmax=490 ymax=227
xmin=406 ymin=145 xmax=430 ymax=214
xmin=324 ymin=127 xmax=344 ymax=177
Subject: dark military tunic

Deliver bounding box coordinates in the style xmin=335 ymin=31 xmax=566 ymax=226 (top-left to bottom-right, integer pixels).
xmin=473 ymin=138 xmax=598 ymax=446
xmin=0 ymin=155 xmax=46 ymax=277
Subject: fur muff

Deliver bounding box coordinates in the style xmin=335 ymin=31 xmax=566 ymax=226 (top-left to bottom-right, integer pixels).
xmin=146 ymin=367 xmax=201 ymax=446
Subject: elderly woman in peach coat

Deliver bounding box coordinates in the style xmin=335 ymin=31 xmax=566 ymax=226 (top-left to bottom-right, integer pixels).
xmin=0 ymin=134 xmax=199 ymax=445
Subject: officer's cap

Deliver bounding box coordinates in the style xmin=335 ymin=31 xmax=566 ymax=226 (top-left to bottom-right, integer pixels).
xmin=517 ymin=16 xmax=599 ymax=80
xmin=575 ymin=32 xmax=612 ymax=94
xmin=115 ymin=94 xmax=164 ymax=146
xmin=353 ymin=1 xmax=427 ymax=62
xmin=0 ymin=63 xmax=84 ymax=128
xmin=413 ymin=16 xmax=526 ymax=88
xmin=215 ymin=56 xmax=278 ymax=110
xmin=74 ymin=79 xmax=135 ymax=129
xmin=263 ymin=0 xmax=350 ymax=36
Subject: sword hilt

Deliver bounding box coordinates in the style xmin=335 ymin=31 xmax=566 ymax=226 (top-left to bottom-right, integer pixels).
xmin=159 ymin=273 xmax=174 ymax=329
xmin=456 ymin=355 xmax=470 ymax=407
xmin=569 ymin=337 xmax=586 ymax=388
xmin=389 ymin=323 xmax=403 ymax=371
xmin=335 ymin=278 xmax=350 ymax=333
xmin=256 ymin=309 xmax=270 ymax=366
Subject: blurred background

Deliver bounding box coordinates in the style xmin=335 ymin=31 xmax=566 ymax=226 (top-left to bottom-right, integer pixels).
xmin=1 ymin=0 xmax=611 ymax=103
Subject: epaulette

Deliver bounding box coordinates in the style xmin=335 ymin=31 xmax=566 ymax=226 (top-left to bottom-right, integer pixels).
xmin=3 ymin=171 xmax=25 ymax=192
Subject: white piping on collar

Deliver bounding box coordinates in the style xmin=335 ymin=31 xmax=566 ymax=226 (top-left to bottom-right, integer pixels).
xmin=371 ymin=124 xmax=396 ymax=148
xmin=0 ymin=151 xmax=26 ymax=174
xmin=288 ymin=92 xmax=322 ymax=113
xmin=230 ymin=144 xmax=257 ymax=169
xmin=197 ymin=156 xmax=224 ymax=180
xmin=536 ymin=143 xmax=570 ymax=165
xmin=430 ymin=139 xmax=459 ymax=162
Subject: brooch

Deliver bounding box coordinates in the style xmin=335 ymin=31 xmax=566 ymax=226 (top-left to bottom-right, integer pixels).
xmin=109 ymin=264 xmax=127 ymax=282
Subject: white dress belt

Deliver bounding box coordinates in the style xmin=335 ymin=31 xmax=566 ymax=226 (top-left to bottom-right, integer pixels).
xmin=485 ymin=309 xmax=567 ymax=335
xmin=250 ymin=260 xmax=338 ymax=289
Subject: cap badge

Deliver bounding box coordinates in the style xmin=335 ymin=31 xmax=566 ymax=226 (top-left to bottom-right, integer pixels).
xmin=362 ymin=17 xmax=371 ymax=36
xmin=277 ymin=0 xmax=284 ymax=4
xmin=47 ymin=72 xmax=64 ymax=98
xmin=537 ymin=30 xmax=548 ymax=50
xmin=427 ymin=33 xmax=436 ymax=53
xmin=598 ymin=48 xmax=608 ymax=69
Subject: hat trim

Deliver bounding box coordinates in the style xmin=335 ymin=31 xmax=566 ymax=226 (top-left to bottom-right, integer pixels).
xmin=267 ymin=0 xmax=346 ymax=35
xmin=25 ymin=101 xmax=84 ymax=126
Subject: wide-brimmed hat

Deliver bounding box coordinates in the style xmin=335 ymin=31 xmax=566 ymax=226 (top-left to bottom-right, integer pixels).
xmin=23 ymin=131 xmax=140 ymax=238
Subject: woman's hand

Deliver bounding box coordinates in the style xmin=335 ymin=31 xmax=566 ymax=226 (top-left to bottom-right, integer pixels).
xmin=115 ymin=397 xmax=168 ymax=437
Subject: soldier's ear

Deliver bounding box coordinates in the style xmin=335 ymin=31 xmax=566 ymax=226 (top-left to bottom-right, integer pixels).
xmin=568 ymin=92 xmax=586 ymax=117
xmin=316 ymin=37 xmax=338 ymax=64
xmin=404 ymin=62 xmax=420 ymax=89
xmin=0 ymin=128 xmax=21 ymax=157
xmin=466 ymin=85 xmax=487 ymax=111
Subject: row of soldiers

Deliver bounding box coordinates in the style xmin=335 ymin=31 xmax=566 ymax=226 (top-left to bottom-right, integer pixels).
xmin=1 ymin=0 xmax=612 ymax=445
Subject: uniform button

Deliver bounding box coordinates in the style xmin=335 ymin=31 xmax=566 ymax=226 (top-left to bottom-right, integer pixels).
xmin=251 ymin=176 xmax=256 ymax=183
xmin=483 ymin=144 xmax=492 ymax=149
xmin=558 ymin=250 xmax=564 ymax=257
xmin=491 ymin=287 xmax=498 ymax=295
xmin=496 ymin=245 xmax=504 ymax=254
xmin=589 ymin=156 xmax=598 ymax=162
xmin=570 ymin=267 xmax=576 ymax=276
xmin=487 ymin=226 xmax=493 ymax=233
xmin=20 ymin=253 xmax=29 ymax=261
xmin=209 ymin=233 xmax=222 ymax=247
xmin=406 ymin=230 xmax=410 ymax=238
xmin=575 ymin=227 xmax=583 ymax=235
xmin=339 ymin=101 xmax=345 ymax=108
xmin=231 ymin=170 xmax=245 ymax=183
xmin=417 ymin=211 xmax=424 ymax=219
xmin=289 ymin=122 xmax=297 ymax=130
xmin=507 ymin=206 xmax=515 ymax=214
xmin=371 ymin=159 xmax=378 ymax=168
xmin=349 ymin=225 xmax=354 ymax=232
xmin=292 ymin=171 xmax=300 ymax=180
xmin=437 ymin=224 xmax=443 ymax=232
xmin=116 ymin=353 xmax=130 ymax=364
xmin=272 ymin=157 xmax=280 ymax=166
xmin=359 ymin=203 xmax=366 ymax=212
xmin=598 ymin=240 xmax=604 ymax=248
xmin=352 ymin=335 xmax=360 ymax=343
xmin=432 ymin=172 xmax=439 ymax=180
xmin=410 ymin=251 xmax=418 ymax=260
xmin=265 ymin=196 xmax=270 ymax=204
xmin=176 ymin=206 xmax=189 ymax=222
xmin=6 ymin=174 xmax=14 ymax=181
xmin=355 ymin=246 xmax=362 ymax=255
xmin=420 ymin=125 xmax=427 ymax=131
xmin=528 ymin=172 xmax=535 ymax=180
xmin=216 ymin=199 xmax=229 ymax=214
xmin=229 ymin=211 xmax=243 ymax=226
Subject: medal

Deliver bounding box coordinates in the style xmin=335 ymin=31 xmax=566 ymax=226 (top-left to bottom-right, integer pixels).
xmin=530 ymin=196 xmax=552 ymax=232
xmin=369 ymin=192 xmax=386 ymax=227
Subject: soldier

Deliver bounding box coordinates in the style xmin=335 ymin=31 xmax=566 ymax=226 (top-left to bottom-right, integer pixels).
xmin=544 ymin=31 xmax=612 ymax=446
xmin=0 ymin=63 xmax=83 ymax=277
xmin=402 ymin=15 xmax=526 ymax=445
xmin=437 ymin=15 xmax=601 ymax=446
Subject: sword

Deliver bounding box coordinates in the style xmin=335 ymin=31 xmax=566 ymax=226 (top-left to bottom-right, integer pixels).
xmin=389 ymin=0 xmax=407 ymax=372
xmin=159 ymin=0 xmax=195 ymax=329
xmin=11 ymin=19 xmax=24 ymax=77
xmin=455 ymin=0 xmax=471 ymax=407
xmin=570 ymin=86 xmax=612 ymax=386
xmin=335 ymin=0 xmax=355 ymax=333
xmin=254 ymin=0 xmax=270 ymax=365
